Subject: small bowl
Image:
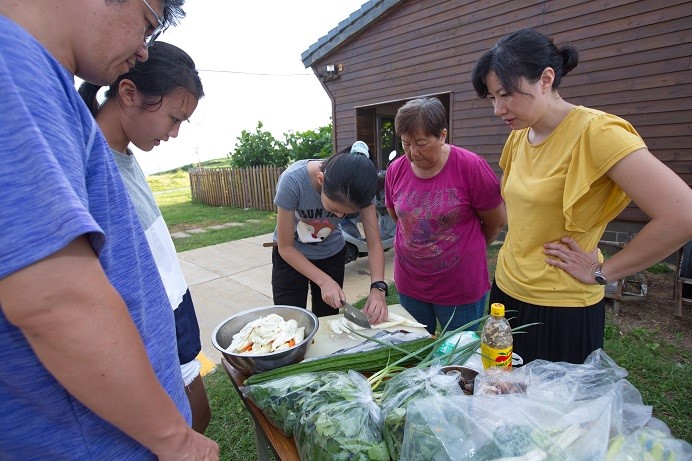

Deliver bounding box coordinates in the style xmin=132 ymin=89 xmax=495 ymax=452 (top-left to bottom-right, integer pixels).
xmin=440 ymin=365 xmax=479 ymax=395
xmin=212 ymin=305 xmax=319 ymax=376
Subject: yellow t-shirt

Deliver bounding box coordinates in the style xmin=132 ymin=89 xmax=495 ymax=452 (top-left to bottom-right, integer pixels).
xmin=495 ymin=106 xmax=647 ymax=306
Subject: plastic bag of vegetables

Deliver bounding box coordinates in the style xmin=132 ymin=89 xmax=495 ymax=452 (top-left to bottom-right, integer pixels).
xmin=606 ymin=426 xmax=692 ymax=460
xmin=379 ymin=364 xmax=465 ymax=460
xmin=240 ymin=372 xmax=327 ymax=435
xmin=474 ymin=349 xmax=628 ymax=402
xmin=400 ymin=391 xmax=616 ymax=460
xmin=294 ymin=370 xmax=389 ymax=461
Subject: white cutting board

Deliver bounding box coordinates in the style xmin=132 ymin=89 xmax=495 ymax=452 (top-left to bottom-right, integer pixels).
xmin=304 ymin=304 xmax=431 ymax=359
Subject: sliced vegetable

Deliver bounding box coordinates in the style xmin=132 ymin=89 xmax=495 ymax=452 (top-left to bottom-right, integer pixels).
xmin=328 ymin=312 xmax=427 ymax=334
xmin=227 ymin=313 xmax=304 ymax=355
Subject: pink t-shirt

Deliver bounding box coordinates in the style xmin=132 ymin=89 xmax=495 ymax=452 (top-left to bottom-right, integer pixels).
xmin=385 ymin=145 xmax=502 ymax=304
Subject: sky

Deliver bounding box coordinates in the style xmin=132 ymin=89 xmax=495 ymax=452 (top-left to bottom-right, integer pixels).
xmin=129 ymin=1 xmax=367 ymax=175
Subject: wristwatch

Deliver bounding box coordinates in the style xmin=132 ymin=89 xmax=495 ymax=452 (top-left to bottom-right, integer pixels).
xmin=593 ymin=264 xmax=607 ymax=285
xmin=370 ymin=281 xmax=389 ymax=296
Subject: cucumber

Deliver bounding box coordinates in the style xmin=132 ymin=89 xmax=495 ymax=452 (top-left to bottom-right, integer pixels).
xmin=244 ymin=337 xmax=436 ymax=385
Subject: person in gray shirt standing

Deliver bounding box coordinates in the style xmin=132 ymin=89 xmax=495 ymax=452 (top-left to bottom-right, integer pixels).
xmin=272 ymin=145 xmax=390 ymax=324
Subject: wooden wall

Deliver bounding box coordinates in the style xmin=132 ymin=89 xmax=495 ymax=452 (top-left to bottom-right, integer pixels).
xmin=313 ymin=0 xmax=692 ymax=223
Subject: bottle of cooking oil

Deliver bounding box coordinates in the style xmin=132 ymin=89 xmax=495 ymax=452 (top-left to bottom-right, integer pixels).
xmin=480 ymin=303 xmax=513 ymax=369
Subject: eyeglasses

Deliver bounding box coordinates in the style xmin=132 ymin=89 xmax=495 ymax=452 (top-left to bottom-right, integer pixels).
xmin=139 ymin=0 xmax=164 ymax=48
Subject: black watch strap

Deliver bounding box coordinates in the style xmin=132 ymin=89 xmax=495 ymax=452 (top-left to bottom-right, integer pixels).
xmin=370 ymin=281 xmax=389 ymax=296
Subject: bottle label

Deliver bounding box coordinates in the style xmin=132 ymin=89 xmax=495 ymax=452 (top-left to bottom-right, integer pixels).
xmin=481 ymin=344 xmax=513 ymax=369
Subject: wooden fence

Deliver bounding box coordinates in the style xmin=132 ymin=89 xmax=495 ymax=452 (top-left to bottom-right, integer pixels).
xmin=189 ymin=166 xmax=284 ymax=211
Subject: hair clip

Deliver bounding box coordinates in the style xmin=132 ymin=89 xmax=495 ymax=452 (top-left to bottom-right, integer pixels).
xmin=350 ymin=140 xmax=369 ymax=157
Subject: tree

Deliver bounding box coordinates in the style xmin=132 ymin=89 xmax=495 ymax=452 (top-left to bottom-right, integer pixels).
xmin=229 ymin=121 xmax=334 ymax=167
xmin=230 ymin=121 xmax=290 ymax=168
xmin=284 ymin=123 xmax=333 ymax=161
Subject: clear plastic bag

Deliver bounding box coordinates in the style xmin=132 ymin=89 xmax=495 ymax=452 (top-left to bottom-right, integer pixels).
xmin=293 ymin=370 xmax=389 ymax=461
xmin=605 ymin=426 xmax=692 ymax=460
xmin=240 ymin=372 xmax=327 ymax=435
xmin=400 ymin=392 xmax=615 ymax=460
xmin=399 ymin=350 xmax=662 ymax=460
xmin=380 ymin=364 xmax=465 ymax=460
xmin=474 ymin=349 xmax=628 ymax=402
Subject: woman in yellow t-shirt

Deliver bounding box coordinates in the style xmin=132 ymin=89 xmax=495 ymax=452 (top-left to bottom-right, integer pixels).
xmin=471 ymin=28 xmax=692 ymax=364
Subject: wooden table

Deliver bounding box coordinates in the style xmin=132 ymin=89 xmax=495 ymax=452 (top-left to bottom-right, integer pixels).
xmin=222 ymin=359 xmax=299 ymax=461
xmin=221 ymin=305 xmax=429 ymax=460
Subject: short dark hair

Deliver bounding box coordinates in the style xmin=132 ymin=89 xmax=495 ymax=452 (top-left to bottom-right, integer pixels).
xmin=161 ymin=0 xmax=186 ymax=28
xmin=471 ymin=28 xmax=579 ymax=98
xmin=79 ymin=41 xmax=203 ymax=115
xmin=108 ymin=0 xmax=185 ymax=28
xmin=321 ymin=152 xmax=378 ymax=209
xmin=394 ymin=97 xmax=447 ymax=138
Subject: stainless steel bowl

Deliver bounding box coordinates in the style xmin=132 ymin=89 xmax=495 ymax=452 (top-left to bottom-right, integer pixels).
xmin=211 ymin=305 xmax=319 ymax=376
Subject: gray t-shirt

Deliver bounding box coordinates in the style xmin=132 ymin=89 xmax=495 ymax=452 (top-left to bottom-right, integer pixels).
xmin=273 ymin=159 xmax=344 ymax=260
xmin=111 ymin=149 xmax=189 ymax=314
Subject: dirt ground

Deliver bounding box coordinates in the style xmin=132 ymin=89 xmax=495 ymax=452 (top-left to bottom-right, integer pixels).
xmin=606 ymin=270 xmax=692 ymax=353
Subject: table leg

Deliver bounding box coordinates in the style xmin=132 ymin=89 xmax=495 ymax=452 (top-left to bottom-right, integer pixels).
xmin=254 ymin=420 xmax=272 ymax=461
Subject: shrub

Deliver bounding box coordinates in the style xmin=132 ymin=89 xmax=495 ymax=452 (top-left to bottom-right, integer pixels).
xmin=230 ymin=121 xmax=290 ymax=168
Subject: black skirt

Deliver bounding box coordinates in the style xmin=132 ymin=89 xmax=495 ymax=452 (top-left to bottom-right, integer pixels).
xmin=489 ymin=281 xmax=605 ymax=365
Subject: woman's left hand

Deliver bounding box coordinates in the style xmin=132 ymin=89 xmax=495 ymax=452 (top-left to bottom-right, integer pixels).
xmin=544 ymin=237 xmax=600 ymax=284
xmin=363 ymin=290 xmax=389 ymax=325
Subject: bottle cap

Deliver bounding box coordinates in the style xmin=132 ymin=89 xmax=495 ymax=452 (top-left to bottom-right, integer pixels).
xmin=490 ymin=303 xmax=505 ymax=317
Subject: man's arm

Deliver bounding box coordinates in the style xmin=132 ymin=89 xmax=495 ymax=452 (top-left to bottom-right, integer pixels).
xmin=0 ymin=236 xmax=218 ymax=460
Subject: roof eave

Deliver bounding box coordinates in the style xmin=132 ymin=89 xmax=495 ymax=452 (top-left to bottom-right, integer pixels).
xmin=300 ymin=0 xmax=403 ymax=69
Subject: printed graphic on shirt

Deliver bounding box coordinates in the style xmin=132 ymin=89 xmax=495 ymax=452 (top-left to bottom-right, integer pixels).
xmin=293 ymin=207 xmax=341 ymax=243
xmin=395 ymin=188 xmax=462 ymax=272
xmin=296 ymin=217 xmax=335 ymax=243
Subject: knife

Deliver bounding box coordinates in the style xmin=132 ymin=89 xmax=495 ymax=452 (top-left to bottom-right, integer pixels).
xmin=341 ymin=300 xmax=372 ymax=329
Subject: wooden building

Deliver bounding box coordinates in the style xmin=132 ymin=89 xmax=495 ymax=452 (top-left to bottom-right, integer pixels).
xmin=301 ymin=0 xmax=691 ymax=236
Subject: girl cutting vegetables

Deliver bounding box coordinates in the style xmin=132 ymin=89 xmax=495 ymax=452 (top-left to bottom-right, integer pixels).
xmin=272 ymin=143 xmax=389 ymax=324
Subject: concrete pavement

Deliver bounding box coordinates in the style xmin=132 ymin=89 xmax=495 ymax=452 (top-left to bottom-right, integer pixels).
xmin=178 ymin=233 xmax=395 ymax=364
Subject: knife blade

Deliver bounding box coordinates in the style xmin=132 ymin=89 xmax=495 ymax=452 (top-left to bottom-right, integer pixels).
xmin=341 ymin=300 xmax=372 ymax=329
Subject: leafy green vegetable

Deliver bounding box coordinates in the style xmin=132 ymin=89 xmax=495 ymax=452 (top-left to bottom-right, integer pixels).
xmin=398 ymin=397 xmax=472 ymax=460
xmin=294 ymin=371 xmax=390 ymax=461
xmin=380 ymin=366 xmax=465 ymax=460
xmin=241 ymin=372 xmax=326 ymax=435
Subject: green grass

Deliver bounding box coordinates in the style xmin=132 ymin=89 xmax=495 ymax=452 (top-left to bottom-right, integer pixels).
xmin=202 ymin=371 xmax=259 ymax=460
xmin=147 ymin=168 xmax=189 ymax=192
xmin=604 ymin=322 xmax=691 ymax=440
xmin=173 ymin=223 xmax=277 ymax=253
xmin=150 ymin=167 xmax=691 ymax=458
xmin=151 ymin=188 xmax=276 ymax=253
xmin=197 ymin=158 xmax=234 ymax=169
xmin=646 ymin=262 xmax=674 ymax=274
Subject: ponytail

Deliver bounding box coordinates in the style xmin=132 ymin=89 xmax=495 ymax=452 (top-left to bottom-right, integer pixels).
xmin=78 ymin=82 xmax=103 ymax=116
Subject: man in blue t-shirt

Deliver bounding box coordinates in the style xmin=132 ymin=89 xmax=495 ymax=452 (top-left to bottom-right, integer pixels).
xmin=0 ymin=1 xmax=218 ymax=459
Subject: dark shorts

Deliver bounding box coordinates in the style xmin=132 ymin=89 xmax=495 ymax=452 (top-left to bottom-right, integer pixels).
xmin=489 ymin=281 xmax=605 ymax=365
xmin=271 ymin=246 xmax=346 ymax=317
xmin=174 ymin=289 xmax=202 ymax=364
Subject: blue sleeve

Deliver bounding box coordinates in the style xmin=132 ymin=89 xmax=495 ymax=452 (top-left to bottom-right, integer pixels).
xmin=0 ymin=35 xmax=102 ymax=279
